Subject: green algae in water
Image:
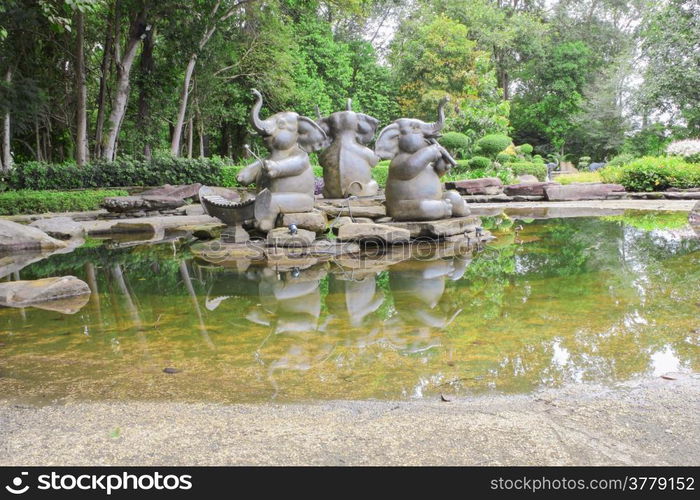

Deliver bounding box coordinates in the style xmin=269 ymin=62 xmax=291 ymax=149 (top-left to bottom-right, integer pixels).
xmin=0 ymin=215 xmax=698 ymax=403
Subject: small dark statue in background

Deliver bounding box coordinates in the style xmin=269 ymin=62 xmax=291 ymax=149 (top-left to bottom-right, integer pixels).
xmin=316 ymin=99 xmax=380 ymax=198
xmin=375 ymin=97 xmax=469 ymax=221
xmin=237 ymin=89 xmax=327 ymax=231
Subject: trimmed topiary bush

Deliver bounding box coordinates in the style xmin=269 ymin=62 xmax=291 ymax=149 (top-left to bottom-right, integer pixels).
xmin=606 ymin=153 xmax=634 ymax=167
xmin=474 ymin=134 xmax=512 ymax=157
xmin=0 ymin=189 xmax=128 ymax=215
xmin=517 ymin=143 xmax=533 ymax=155
xmin=508 ymin=162 xmax=547 ymax=181
xmin=468 ymin=156 xmax=493 ymax=170
xmin=439 ymin=132 xmax=471 ymax=159
xmin=496 ymin=152 xmax=515 ymax=164
xmin=532 ymin=155 xmax=544 ymax=164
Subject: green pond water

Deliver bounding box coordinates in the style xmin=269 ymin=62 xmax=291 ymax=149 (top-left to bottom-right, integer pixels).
xmin=1 ymin=212 xmax=698 ymax=403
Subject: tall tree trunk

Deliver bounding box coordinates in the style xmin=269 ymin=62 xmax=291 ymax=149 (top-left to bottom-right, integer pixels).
xmin=2 ymin=68 xmax=11 ymax=171
xmin=170 ymin=54 xmax=197 ymax=156
xmin=94 ymin=1 xmax=117 ymax=158
xmin=101 ymin=9 xmax=148 ymax=160
xmin=136 ymin=24 xmax=155 ymax=159
xmin=170 ymin=0 xmax=247 ymax=156
xmin=187 ymin=116 xmax=193 ymax=158
xmin=75 ymin=10 xmax=89 ymax=166
xmin=195 ymin=99 xmax=204 ymax=158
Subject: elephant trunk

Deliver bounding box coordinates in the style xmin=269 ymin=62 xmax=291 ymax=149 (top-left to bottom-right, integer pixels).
xmin=250 ymin=89 xmax=273 ymax=136
xmin=422 ymin=96 xmax=449 ymax=137
xmin=346 ymin=98 xmax=352 ymax=111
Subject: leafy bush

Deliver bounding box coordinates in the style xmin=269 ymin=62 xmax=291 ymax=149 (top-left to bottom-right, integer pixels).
xmin=439 ymin=132 xmax=471 ymax=159
xmin=606 ymin=153 xmax=634 ymax=167
xmin=474 ymin=134 xmax=512 ymax=157
xmin=468 ymin=156 xmax=493 ymax=170
xmin=507 ymin=162 xmax=547 ymax=181
xmin=496 ymin=152 xmax=515 ymax=164
xmin=9 ymin=156 xmax=229 ymax=190
xmin=532 ymin=155 xmax=544 ymax=164
xmin=517 ymin=143 xmax=533 ymax=155
xmin=221 ymin=163 xmax=325 ymax=188
xmin=0 ymin=189 xmax=128 ymax=215
xmin=600 ymin=156 xmax=700 ymax=191
xmin=372 ymin=162 xmax=389 ymax=187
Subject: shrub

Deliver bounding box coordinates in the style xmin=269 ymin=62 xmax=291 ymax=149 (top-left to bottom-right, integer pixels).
xmin=220 ymin=165 xmax=245 ymax=187
xmin=372 ymin=162 xmax=389 ymax=187
xmin=517 ymin=143 xmax=533 ymax=155
xmin=468 ymin=156 xmax=493 ymax=170
xmin=9 ymin=156 xmax=229 ymax=190
xmin=508 ymin=162 xmax=547 ymax=181
xmin=600 ymin=156 xmax=700 ymax=191
xmin=606 ymin=153 xmax=634 ymax=167
xmin=496 ymin=152 xmax=515 ymax=164
xmin=474 ymin=134 xmax=512 ymax=157
xmin=532 ymin=155 xmax=544 ymax=164
xmin=439 ymin=132 xmax=471 ymax=159
xmin=0 ymin=189 xmax=128 ymax=215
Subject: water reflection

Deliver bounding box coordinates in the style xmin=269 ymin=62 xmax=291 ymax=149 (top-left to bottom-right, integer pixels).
xmin=0 ymin=214 xmax=698 ymax=403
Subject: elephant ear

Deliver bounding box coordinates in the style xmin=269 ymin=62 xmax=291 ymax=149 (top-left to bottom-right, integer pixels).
xmin=316 ymin=116 xmax=331 ymax=137
xmin=356 ymin=114 xmax=379 ymax=145
xmin=374 ymin=123 xmax=400 ymax=160
xmin=297 ymin=116 xmax=329 ymax=152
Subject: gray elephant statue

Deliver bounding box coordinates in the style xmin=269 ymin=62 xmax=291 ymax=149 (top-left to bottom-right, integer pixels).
xmin=237 ymin=89 xmax=328 ymax=231
xmin=317 ymin=99 xmax=380 ymax=198
xmin=374 ymin=97 xmax=469 ymax=221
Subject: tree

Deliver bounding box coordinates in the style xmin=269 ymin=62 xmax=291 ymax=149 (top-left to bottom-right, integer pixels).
xmin=389 ymin=14 xmax=509 ymax=140
xmin=638 ymin=0 xmax=700 ymax=134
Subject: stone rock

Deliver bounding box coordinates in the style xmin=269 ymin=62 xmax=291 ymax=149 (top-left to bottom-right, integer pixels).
xmin=140 ymin=183 xmax=202 ymax=200
xmin=101 ymin=195 xmax=185 ymax=213
xmin=176 ymin=222 xmax=226 ymax=240
xmin=558 ymin=161 xmax=578 ymax=173
xmin=330 ymin=216 xmax=374 ymax=235
xmin=267 ymin=227 xmax=316 ymax=247
xmin=110 ymin=221 xmax=165 ymax=238
xmin=663 ymin=191 xmax=700 ymax=200
xmin=337 ymin=223 xmax=411 ymax=244
xmin=316 ymin=202 xmax=386 ymax=219
xmin=544 ymin=183 xmax=625 ymax=201
xmin=445 ymin=177 xmax=503 ymax=195
xmin=516 ymin=174 xmax=539 ymax=183
xmin=690 ymin=201 xmax=700 ymax=226
xmin=462 ymin=193 xmax=513 ymax=203
xmin=281 ymin=209 xmax=328 ymax=233
xmin=29 ymin=216 xmax=85 ymax=240
xmin=0 ymin=276 xmax=90 ymax=312
xmin=504 ymin=182 xmax=559 ymax=197
xmin=0 ymin=220 xmax=68 ymax=253
xmin=384 ymin=216 xmax=480 ymax=238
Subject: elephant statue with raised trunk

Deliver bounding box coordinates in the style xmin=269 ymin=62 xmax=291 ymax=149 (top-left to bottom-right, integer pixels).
xmin=374 ymin=97 xmax=469 ymax=221
xmin=237 ymin=89 xmax=328 ymax=231
xmin=316 ymin=99 xmax=380 ymax=198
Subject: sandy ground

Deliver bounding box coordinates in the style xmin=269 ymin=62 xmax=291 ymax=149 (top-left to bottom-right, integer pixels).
xmin=1 ymin=375 xmax=697 ymax=466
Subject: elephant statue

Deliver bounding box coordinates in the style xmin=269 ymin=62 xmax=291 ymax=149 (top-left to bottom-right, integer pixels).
xmin=375 ymin=97 xmax=469 ymax=221
xmin=237 ymin=89 xmax=328 ymax=231
xmin=316 ymin=99 xmax=380 ymax=198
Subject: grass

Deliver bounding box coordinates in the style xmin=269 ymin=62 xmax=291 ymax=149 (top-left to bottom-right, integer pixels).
xmin=556 ymin=172 xmax=603 ymax=184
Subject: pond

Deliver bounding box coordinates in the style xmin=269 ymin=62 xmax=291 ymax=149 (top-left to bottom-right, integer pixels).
xmin=1 ymin=211 xmax=698 ymax=404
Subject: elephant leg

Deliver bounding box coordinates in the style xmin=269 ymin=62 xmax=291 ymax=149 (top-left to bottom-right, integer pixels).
xmin=256 ymin=192 xmax=315 ymax=232
xmin=443 ymin=190 xmax=470 ymax=217
xmin=390 ymin=199 xmax=452 ymax=221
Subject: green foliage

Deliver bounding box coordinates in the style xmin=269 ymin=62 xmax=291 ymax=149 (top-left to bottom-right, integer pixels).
xmin=557 ymin=172 xmax=603 ymax=185
xmin=220 ymin=165 xmax=245 ymax=187
xmin=475 ymin=134 xmax=512 ymax=157
xmin=468 ymin=156 xmax=493 ymax=170
xmin=439 ymin=132 xmax=471 ymax=159
xmin=496 ymin=152 xmax=515 ymax=164
xmin=507 ymin=162 xmax=547 ymax=181
xmin=517 ymin=143 xmax=533 ymax=155
xmin=371 ymin=162 xmax=389 ymax=188
xmin=607 ymin=154 xmax=634 ymax=167
xmin=600 ymin=156 xmax=700 ymax=191
xmin=9 ymin=157 xmax=228 ymax=190
xmin=621 ymin=124 xmax=670 ymax=157
xmin=0 ymin=189 xmax=128 ymax=215
xmin=532 ymin=155 xmax=544 ymax=164
xmin=601 ymin=211 xmax=690 ymax=231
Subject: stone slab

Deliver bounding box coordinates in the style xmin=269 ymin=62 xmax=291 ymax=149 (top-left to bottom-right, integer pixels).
xmin=504 ymin=182 xmax=559 ymax=197
xmin=544 ymin=183 xmax=625 ymax=201
xmin=0 ymin=220 xmax=68 ymax=253
xmin=383 ymin=216 xmax=481 ymax=238
xmin=445 ymin=177 xmax=503 ymax=195
xmin=336 ymin=223 xmax=411 ymax=244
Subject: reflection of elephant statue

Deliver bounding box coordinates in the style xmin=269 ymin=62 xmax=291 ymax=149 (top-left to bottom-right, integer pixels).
xmin=375 ymin=97 xmax=469 ymax=221
xmin=389 ymin=257 xmax=468 ymax=328
xmin=237 ymin=89 xmax=328 ymax=231
xmin=317 ymin=99 xmax=380 ymax=198
xmin=326 ymin=272 xmax=384 ymax=327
